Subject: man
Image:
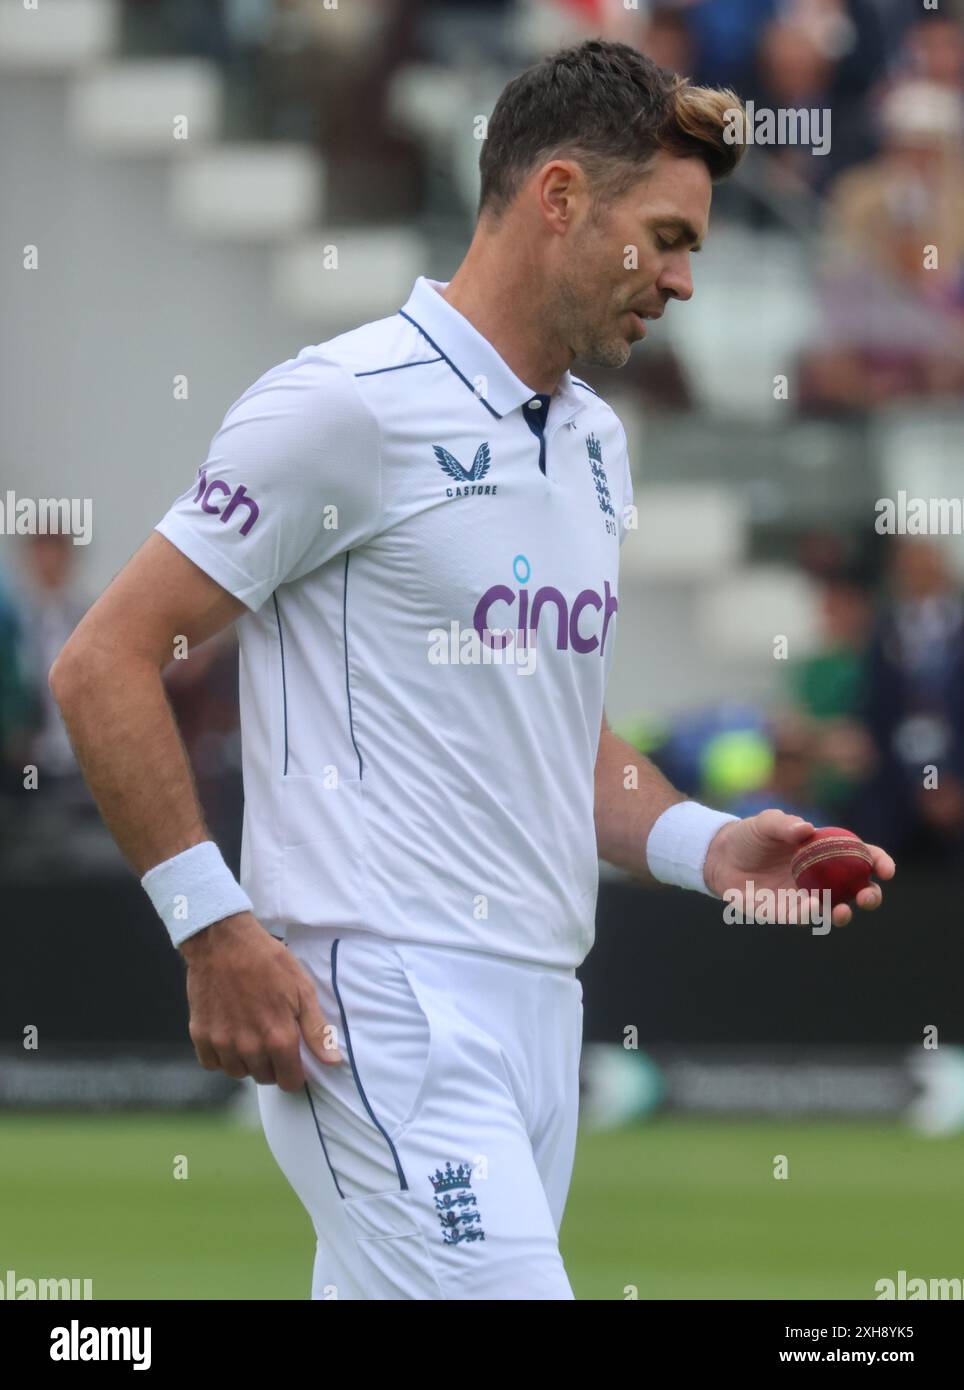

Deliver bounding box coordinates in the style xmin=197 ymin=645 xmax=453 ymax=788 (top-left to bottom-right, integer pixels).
xmin=50 ymin=40 xmax=894 ymax=1300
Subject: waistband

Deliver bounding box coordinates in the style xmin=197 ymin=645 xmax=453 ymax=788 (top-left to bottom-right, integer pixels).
xmin=284 ymin=924 xmax=578 ymax=978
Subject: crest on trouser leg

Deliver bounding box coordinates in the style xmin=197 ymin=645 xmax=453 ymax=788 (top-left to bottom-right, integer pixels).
xmin=429 ymin=1162 xmax=486 ymax=1244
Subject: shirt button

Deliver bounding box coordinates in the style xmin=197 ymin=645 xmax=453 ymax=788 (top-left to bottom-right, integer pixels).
xmin=527 ymin=399 xmax=541 ymax=409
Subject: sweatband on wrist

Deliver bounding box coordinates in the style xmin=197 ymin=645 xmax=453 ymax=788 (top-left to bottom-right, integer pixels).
xmin=645 ymin=801 xmax=740 ymax=897
xmin=141 ymin=841 xmax=252 ymax=948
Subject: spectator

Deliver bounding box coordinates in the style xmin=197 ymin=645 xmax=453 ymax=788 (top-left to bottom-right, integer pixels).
xmin=10 ymin=535 xmax=88 ymax=792
xmin=786 ymin=568 xmax=877 ymax=815
xmin=803 ymin=79 xmax=964 ymax=408
xmin=898 ymin=11 xmax=964 ymax=93
xmin=0 ymin=568 xmax=32 ymax=797
xmin=859 ymin=538 xmax=964 ymax=860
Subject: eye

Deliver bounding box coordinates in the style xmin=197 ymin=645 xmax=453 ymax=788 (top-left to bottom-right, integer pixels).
xmin=655 ymin=232 xmax=675 ymax=251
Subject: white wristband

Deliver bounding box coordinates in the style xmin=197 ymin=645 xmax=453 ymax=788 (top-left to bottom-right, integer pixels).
xmin=141 ymin=841 xmax=253 ymax=948
xmin=645 ymin=801 xmax=740 ymax=896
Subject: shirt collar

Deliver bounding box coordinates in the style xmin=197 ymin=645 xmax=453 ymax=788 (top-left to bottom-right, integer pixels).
xmin=399 ymin=276 xmax=589 ymax=422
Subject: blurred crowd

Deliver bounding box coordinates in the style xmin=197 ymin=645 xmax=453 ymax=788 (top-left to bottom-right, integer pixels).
xmin=0 ymin=536 xmax=242 ymax=872
xmin=121 ymin=0 xmax=964 ymax=405
xmin=631 ymin=534 xmax=964 ymax=864
xmin=2 ymin=530 xmax=963 ymax=867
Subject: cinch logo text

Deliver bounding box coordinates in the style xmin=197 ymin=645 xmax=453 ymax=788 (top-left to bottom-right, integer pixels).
xmin=473 ymin=558 xmax=617 ymax=657
xmin=193 ymin=467 xmax=260 ymax=535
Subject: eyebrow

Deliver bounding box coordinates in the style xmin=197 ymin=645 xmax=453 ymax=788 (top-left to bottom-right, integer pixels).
xmin=654 ymin=217 xmax=704 ymax=252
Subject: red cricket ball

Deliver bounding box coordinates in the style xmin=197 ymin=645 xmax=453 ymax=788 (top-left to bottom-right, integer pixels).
xmin=790 ymin=826 xmax=874 ymax=908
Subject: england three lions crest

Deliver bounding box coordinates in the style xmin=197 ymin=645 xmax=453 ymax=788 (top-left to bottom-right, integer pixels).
xmin=429 ymin=1161 xmax=486 ymax=1245
xmin=586 ymin=433 xmax=615 ymax=519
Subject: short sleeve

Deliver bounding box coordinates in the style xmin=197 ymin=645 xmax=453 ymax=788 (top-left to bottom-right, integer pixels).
xmin=155 ymin=353 xmax=382 ymax=612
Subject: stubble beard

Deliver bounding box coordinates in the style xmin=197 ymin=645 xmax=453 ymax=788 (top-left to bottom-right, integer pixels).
xmin=555 ymin=274 xmax=633 ymax=372
xmin=576 ymin=326 xmax=633 ymax=370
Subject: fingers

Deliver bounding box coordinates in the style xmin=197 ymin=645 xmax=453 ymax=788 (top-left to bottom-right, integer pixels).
xmin=297 ymin=981 xmax=344 ymax=1070
xmin=755 ymin=809 xmax=814 ymax=844
xmin=207 ymin=1038 xmax=251 ymax=1082
xmin=865 ymin=845 xmax=896 ymax=881
xmin=189 ymin=1026 xmax=222 ymax=1075
xmin=232 ymin=1041 xmax=278 ymax=1087
xmin=186 ymin=934 xmax=346 ymax=1092
xmin=189 ymin=1011 xmax=338 ymax=1093
xmin=826 ymin=881 xmax=884 ymax=926
xmin=191 ymin=1011 xmax=341 ymax=1092
xmin=855 ymin=883 xmax=883 ymax=911
xmin=191 ymin=1030 xmax=304 ymax=1090
xmin=268 ymin=1033 xmax=309 ymax=1094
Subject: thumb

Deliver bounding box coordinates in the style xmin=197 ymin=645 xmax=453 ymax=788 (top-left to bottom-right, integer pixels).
xmin=755 ymin=809 xmax=814 ymax=845
xmin=297 ymin=985 xmax=343 ymax=1066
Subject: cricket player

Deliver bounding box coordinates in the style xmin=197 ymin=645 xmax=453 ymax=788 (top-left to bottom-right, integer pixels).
xmin=50 ymin=40 xmax=894 ymax=1300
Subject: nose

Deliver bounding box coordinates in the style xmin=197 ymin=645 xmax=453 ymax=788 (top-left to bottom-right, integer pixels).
xmin=658 ymin=259 xmax=694 ymax=303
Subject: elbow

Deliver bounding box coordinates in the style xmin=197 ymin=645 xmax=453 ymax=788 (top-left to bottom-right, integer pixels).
xmin=48 ymin=638 xmax=90 ymax=713
xmin=47 ymin=646 xmax=74 ymax=711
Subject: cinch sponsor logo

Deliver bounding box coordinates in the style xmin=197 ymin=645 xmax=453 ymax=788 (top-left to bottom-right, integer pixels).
xmin=192 ymin=467 xmax=260 ymax=535
xmin=473 ymin=554 xmax=617 ymax=657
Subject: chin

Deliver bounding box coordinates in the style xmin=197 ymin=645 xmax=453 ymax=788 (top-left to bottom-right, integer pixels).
xmin=578 ymin=337 xmax=633 ymax=370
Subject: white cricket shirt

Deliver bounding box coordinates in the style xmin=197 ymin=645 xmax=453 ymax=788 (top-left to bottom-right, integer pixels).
xmin=156 ymin=276 xmax=634 ymax=968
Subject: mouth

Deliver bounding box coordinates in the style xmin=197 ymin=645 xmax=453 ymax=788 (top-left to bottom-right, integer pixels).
xmin=627 ymin=306 xmax=663 ymax=340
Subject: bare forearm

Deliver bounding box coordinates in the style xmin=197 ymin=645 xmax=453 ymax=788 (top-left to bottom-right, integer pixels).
xmin=594 ymin=726 xmax=685 ymax=880
xmin=50 ymin=646 xmax=208 ymax=876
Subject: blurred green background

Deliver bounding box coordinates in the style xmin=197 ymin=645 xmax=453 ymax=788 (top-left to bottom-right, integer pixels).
xmin=2 ymin=1113 xmax=960 ymax=1300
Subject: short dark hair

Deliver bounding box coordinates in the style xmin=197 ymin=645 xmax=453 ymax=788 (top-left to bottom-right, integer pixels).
xmin=478 ymin=39 xmax=745 ymax=220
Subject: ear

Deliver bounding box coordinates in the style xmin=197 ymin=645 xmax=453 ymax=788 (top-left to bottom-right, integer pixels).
xmin=536 ymin=159 xmax=588 ymax=232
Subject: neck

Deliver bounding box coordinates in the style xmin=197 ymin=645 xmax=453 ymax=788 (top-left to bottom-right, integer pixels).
xmin=439 ymin=225 xmax=572 ymax=396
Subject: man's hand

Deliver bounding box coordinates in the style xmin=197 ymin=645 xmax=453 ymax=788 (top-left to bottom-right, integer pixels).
xmin=180 ymin=912 xmax=342 ymax=1091
xmin=702 ymin=809 xmax=896 ymax=927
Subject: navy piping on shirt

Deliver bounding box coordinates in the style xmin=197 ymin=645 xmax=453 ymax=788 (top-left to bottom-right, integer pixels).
xmin=303 ymin=1083 xmax=346 ymax=1199
xmin=398 ymin=310 xmax=503 ymax=420
xmin=342 ymin=553 xmax=364 ymax=780
xmin=331 ymin=938 xmax=409 ymax=1191
xmin=272 ymin=593 xmax=289 ymax=776
xmin=355 ymin=356 xmax=443 ymax=378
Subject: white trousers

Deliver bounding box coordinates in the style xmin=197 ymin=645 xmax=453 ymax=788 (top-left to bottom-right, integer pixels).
xmin=257 ymin=926 xmax=583 ymax=1299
